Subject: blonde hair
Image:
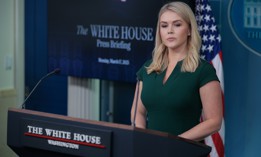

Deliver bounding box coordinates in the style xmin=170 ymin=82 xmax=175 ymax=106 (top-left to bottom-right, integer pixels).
xmin=147 ymin=2 xmax=201 ymax=74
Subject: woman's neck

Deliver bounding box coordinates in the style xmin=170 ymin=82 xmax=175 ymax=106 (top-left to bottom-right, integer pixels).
xmin=167 ymin=47 xmax=188 ymax=64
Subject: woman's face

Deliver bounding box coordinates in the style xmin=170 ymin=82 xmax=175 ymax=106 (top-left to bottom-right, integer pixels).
xmin=159 ymin=10 xmax=190 ymax=51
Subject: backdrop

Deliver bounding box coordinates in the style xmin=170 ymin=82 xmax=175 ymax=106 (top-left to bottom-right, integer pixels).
xmin=48 ymin=0 xmax=162 ymax=82
xmin=222 ymin=0 xmax=261 ymax=156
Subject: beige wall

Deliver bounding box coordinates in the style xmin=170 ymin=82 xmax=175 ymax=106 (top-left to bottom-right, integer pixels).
xmin=0 ymin=0 xmax=24 ymax=157
xmin=0 ymin=0 xmax=14 ymax=90
xmin=0 ymin=90 xmax=17 ymax=157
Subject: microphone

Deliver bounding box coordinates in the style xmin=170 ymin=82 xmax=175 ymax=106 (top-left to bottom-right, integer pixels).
xmin=20 ymin=68 xmax=61 ymax=109
xmin=132 ymin=79 xmax=140 ymax=127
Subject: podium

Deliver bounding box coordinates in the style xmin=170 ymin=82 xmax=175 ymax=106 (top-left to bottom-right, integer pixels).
xmin=7 ymin=108 xmax=211 ymax=157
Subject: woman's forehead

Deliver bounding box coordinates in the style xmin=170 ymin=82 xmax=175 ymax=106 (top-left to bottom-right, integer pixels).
xmin=160 ymin=10 xmax=183 ymax=22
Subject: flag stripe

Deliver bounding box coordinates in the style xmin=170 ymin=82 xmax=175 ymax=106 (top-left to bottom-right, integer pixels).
xmin=211 ymin=133 xmax=224 ymax=157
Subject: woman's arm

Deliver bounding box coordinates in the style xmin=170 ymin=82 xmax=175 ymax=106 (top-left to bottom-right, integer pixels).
xmin=179 ymin=80 xmax=223 ymax=141
xmin=130 ymin=81 xmax=147 ymax=128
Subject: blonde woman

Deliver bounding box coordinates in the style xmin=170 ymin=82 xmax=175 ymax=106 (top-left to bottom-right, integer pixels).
xmin=131 ymin=1 xmax=222 ymax=142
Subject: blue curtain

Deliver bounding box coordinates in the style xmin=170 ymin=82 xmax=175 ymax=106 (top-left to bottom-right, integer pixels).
xmin=25 ymin=0 xmax=67 ymax=115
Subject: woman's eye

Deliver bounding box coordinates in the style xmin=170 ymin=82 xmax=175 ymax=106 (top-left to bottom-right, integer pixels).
xmin=175 ymin=23 xmax=181 ymax=27
xmin=161 ymin=25 xmax=167 ymax=28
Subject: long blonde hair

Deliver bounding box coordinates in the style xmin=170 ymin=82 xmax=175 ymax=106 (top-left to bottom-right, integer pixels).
xmin=146 ymin=2 xmax=201 ymax=74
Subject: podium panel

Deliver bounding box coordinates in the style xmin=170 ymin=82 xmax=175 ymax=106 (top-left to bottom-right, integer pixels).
xmin=7 ymin=108 xmax=211 ymax=157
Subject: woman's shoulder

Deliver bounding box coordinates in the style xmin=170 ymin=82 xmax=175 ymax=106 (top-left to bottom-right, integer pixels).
xmin=194 ymin=58 xmax=217 ymax=76
xmin=138 ymin=59 xmax=152 ymax=71
xmin=198 ymin=58 xmax=214 ymax=69
xmin=197 ymin=58 xmax=219 ymax=86
xmin=136 ymin=59 xmax=154 ymax=81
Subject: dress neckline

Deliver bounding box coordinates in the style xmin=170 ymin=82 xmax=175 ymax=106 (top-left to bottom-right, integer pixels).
xmin=162 ymin=60 xmax=183 ymax=86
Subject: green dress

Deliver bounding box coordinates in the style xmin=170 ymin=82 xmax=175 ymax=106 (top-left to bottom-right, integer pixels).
xmin=137 ymin=59 xmax=219 ymax=136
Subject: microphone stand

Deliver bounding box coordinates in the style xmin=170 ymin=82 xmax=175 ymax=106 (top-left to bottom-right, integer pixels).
xmin=20 ymin=69 xmax=61 ymax=109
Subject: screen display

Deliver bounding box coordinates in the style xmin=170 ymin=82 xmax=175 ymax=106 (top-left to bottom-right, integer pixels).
xmin=48 ymin=0 xmax=168 ymax=82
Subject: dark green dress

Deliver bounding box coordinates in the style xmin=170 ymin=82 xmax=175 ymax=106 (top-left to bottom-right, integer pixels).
xmin=137 ymin=59 xmax=219 ymax=136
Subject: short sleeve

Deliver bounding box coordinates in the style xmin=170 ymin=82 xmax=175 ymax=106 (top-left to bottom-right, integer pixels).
xmin=136 ymin=60 xmax=152 ymax=81
xmin=199 ymin=61 xmax=220 ymax=87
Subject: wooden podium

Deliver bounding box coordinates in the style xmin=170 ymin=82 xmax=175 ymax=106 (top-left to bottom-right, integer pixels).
xmin=7 ymin=108 xmax=211 ymax=157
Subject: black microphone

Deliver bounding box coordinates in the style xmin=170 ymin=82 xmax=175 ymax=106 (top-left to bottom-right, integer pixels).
xmin=20 ymin=68 xmax=61 ymax=109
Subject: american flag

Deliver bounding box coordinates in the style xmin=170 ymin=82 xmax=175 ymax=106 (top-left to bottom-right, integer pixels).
xmin=195 ymin=0 xmax=225 ymax=157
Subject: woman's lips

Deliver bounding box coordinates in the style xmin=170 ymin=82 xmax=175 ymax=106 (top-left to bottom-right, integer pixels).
xmin=167 ymin=37 xmax=176 ymax=41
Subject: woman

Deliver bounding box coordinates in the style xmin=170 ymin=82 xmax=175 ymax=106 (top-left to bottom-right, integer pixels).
xmin=131 ymin=1 xmax=222 ymax=142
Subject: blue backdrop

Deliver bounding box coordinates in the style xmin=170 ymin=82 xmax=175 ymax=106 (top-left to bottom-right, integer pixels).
xmin=47 ymin=0 xmax=195 ymax=83
xmin=25 ymin=0 xmax=67 ymax=115
xmin=47 ymin=0 xmax=162 ymax=82
xmin=222 ymin=0 xmax=261 ymax=156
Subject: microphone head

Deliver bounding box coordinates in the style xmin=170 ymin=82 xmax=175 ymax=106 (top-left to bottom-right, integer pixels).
xmin=44 ymin=68 xmax=61 ymax=78
xmin=54 ymin=68 xmax=61 ymax=74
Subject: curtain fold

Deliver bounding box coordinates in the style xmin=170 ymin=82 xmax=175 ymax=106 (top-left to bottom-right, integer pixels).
xmin=68 ymin=77 xmax=100 ymax=120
